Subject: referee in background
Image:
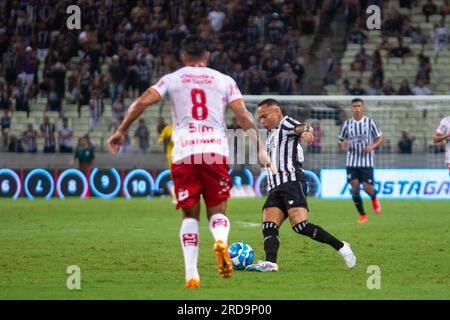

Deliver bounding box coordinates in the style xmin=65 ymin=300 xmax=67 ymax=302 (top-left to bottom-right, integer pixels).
xmin=338 ymin=98 xmax=384 ymax=224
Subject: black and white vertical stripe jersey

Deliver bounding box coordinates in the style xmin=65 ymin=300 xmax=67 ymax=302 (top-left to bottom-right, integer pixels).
xmin=265 ymin=116 xmax=305 ymax=191
xmin=338 ymin=116 xmax=383 ymax=167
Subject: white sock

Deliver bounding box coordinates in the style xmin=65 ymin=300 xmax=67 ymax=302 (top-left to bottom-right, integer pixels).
xmin=208 ymin=213 xmax=230 ymax=244
xmin=179 ymin=218 xmax=200 ymax=281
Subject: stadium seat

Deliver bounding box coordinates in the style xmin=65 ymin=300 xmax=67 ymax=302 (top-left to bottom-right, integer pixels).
xmin=398 ymin=8 xmax=411 ymax=16
xmin=89 ymin=131 xmax=103 ymax=139
xmin=419 ymin=22 xmax=434 ymax=32
xmin=403 ymin=57 xmax=417 ymax=67
xmin=428 ymin=14 xmax=443 ymax=24
xmin=383 ymin=64 xmax=397 ymax=72
xmin=64 ymin=104 xmax=78 ymax=113
xmin=29 ymin=111 xmax=44 ymax=119
xmin=11 ymin=123 xmax=25 ymax=132
xmin=44 ymin=111 xmax=60 ymax=122
xmin=387 ymin=37 xmax=399 ymax=46
xmin=387 ymin=57 xmax=403 ymax=65
xmin=363 ymin=43 xmax=377 ymax=53
xmin=410 ymin=7 xmax=423 ymax=15
xmin=411 ymin=14 xmax=426 ymax=24
xmin=74 ymin=124 xmax=89 ymax=134
xmin=346 ymin=43 xmax=362 ymax=52
xmin=12 ymin=111 xmax=28 ymax=119
xmin=367 ymin=30 xmax=381 ymax=38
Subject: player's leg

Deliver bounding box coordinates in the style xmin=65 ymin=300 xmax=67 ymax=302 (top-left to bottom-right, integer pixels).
xmin=289 ymin=208 xmax=341 ymax=249
xmin=180 ymin=204 xmax=201 ymax=288
xmin=168 ymin=154 xmax=177 ymax=204
xmin=207 ymin=201 xmax=230 ymax=246
xmin=201 ymin=154 xmax=234 ymax=279
xmin=245 ymin=206 xmax=285 ymax=272
xmin=348 ymin=168 xmax=367 ymax=223
xmin=245 ymin=185 xmax=287 ymax=272
xmin=261 ymin=207 xmax=285 ymax=265
xmin=206 ymin=201 xmax=234 ymax=279
xmin=288 ymin=208 xmax=356 ymax=269
xmin=362 ymin=168 xmax=380 ymax=214
xmin=172 ymin=158 xmax=202 ymax=288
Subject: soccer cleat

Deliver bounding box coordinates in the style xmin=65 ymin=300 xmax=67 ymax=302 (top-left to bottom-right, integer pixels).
xmin=245 ymin=261 xmax=279 ymax=272
xmin=372 ymin=198 xmax=381 ymax=214
xmin=339 ymin=241 xmax=356 ymax=269
xmin=357 ymin=215 xmax=368 ymax=224
xmin=186 ymin=278 xmax=200 ymax=288
xmin=213 ymin=240 xmax=233 ymax=279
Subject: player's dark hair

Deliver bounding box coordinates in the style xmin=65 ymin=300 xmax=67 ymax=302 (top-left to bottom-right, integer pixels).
xmin=258 ymin=98 xmax=286 ymax=116
xmin=351 ymin=98 xmax=365 ymax=105
xmin=181 ymin=35 xmax=207 ymax=59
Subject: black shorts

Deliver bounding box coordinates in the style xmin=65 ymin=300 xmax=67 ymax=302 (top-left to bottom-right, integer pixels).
xmin=346 ymin=167 xmax=374 ymax=185
xmin=262 ymin=181 xmax=309 ymax=218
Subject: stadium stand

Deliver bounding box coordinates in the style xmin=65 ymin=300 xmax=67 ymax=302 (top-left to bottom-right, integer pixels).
xmin=326 ymin=0 xmax=450 ymax=96
xmin=0 ymin=0 xmax=448 ymax=168
xmin=0 ymin=0 xmax=327 ymax=153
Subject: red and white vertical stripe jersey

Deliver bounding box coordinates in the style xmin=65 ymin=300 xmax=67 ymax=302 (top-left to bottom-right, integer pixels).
xmin=436 ymin=116 xmax=450 ymax=164
xmin=151 ymin=65 xmax=243 ymax=162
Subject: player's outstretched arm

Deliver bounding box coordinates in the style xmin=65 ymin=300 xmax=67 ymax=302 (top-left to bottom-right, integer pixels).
xmin=107 ymin=88 xmax=160 ymax=154
xmin=433 ymin=132 xmax=450 ymax=144
xmin=228 ymin=99 xmax=275 ymax=173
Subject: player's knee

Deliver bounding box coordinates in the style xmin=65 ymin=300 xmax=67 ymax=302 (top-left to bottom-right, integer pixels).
xmin=352 ymin=191 xmax=360 ymax=198
xmin=351 ymin=186 xmax=360 ymax=195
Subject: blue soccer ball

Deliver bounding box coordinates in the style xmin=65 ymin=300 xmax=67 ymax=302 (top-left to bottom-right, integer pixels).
xmin=228 ymin=242 xmax=254 ymax=270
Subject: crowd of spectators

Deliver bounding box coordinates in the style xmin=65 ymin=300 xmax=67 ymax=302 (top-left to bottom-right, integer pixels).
xmin=0 ymin=0 xmax=333 ymax=153
xmin=0 ymin=0 xmax=447 ymax=157
xmin=0 ymin=113 xmax=155 ymax=154
xmin=0 ymin=0 xmax=326 ymax=119
xmin=325 ymin=0 xmax=450 ymax=96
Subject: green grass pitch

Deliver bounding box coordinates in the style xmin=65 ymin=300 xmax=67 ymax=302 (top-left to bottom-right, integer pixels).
xmin=0 ymin=197 xmax=449 ymax=300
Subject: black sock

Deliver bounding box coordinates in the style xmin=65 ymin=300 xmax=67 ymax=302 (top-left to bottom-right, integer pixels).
xmin=370 ymin=191 xmax=377 ymax=200
xmin=352 ymin=194 xmax=366 ymax=215
xmin=293 ymin=220 xmax=344 ymax=251
xmin=262 ymin=221 xmax=280 ymax=263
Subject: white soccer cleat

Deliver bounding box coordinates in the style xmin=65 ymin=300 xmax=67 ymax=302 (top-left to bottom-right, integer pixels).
xmin=245 ymin=260 xmax=279 ymax=272
xmin=339 ymin=241 xmax=356 ymax=269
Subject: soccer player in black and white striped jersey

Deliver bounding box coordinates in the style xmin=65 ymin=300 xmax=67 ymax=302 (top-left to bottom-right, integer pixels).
xmin=338 ymin=98 xmax=384 ymax=224
xmin=245 ymin=98 xmax=356 ymax=272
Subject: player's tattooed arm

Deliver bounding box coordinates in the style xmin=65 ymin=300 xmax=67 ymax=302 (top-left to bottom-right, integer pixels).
xmin=294 ymin=123 xmax=314 ymax=144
